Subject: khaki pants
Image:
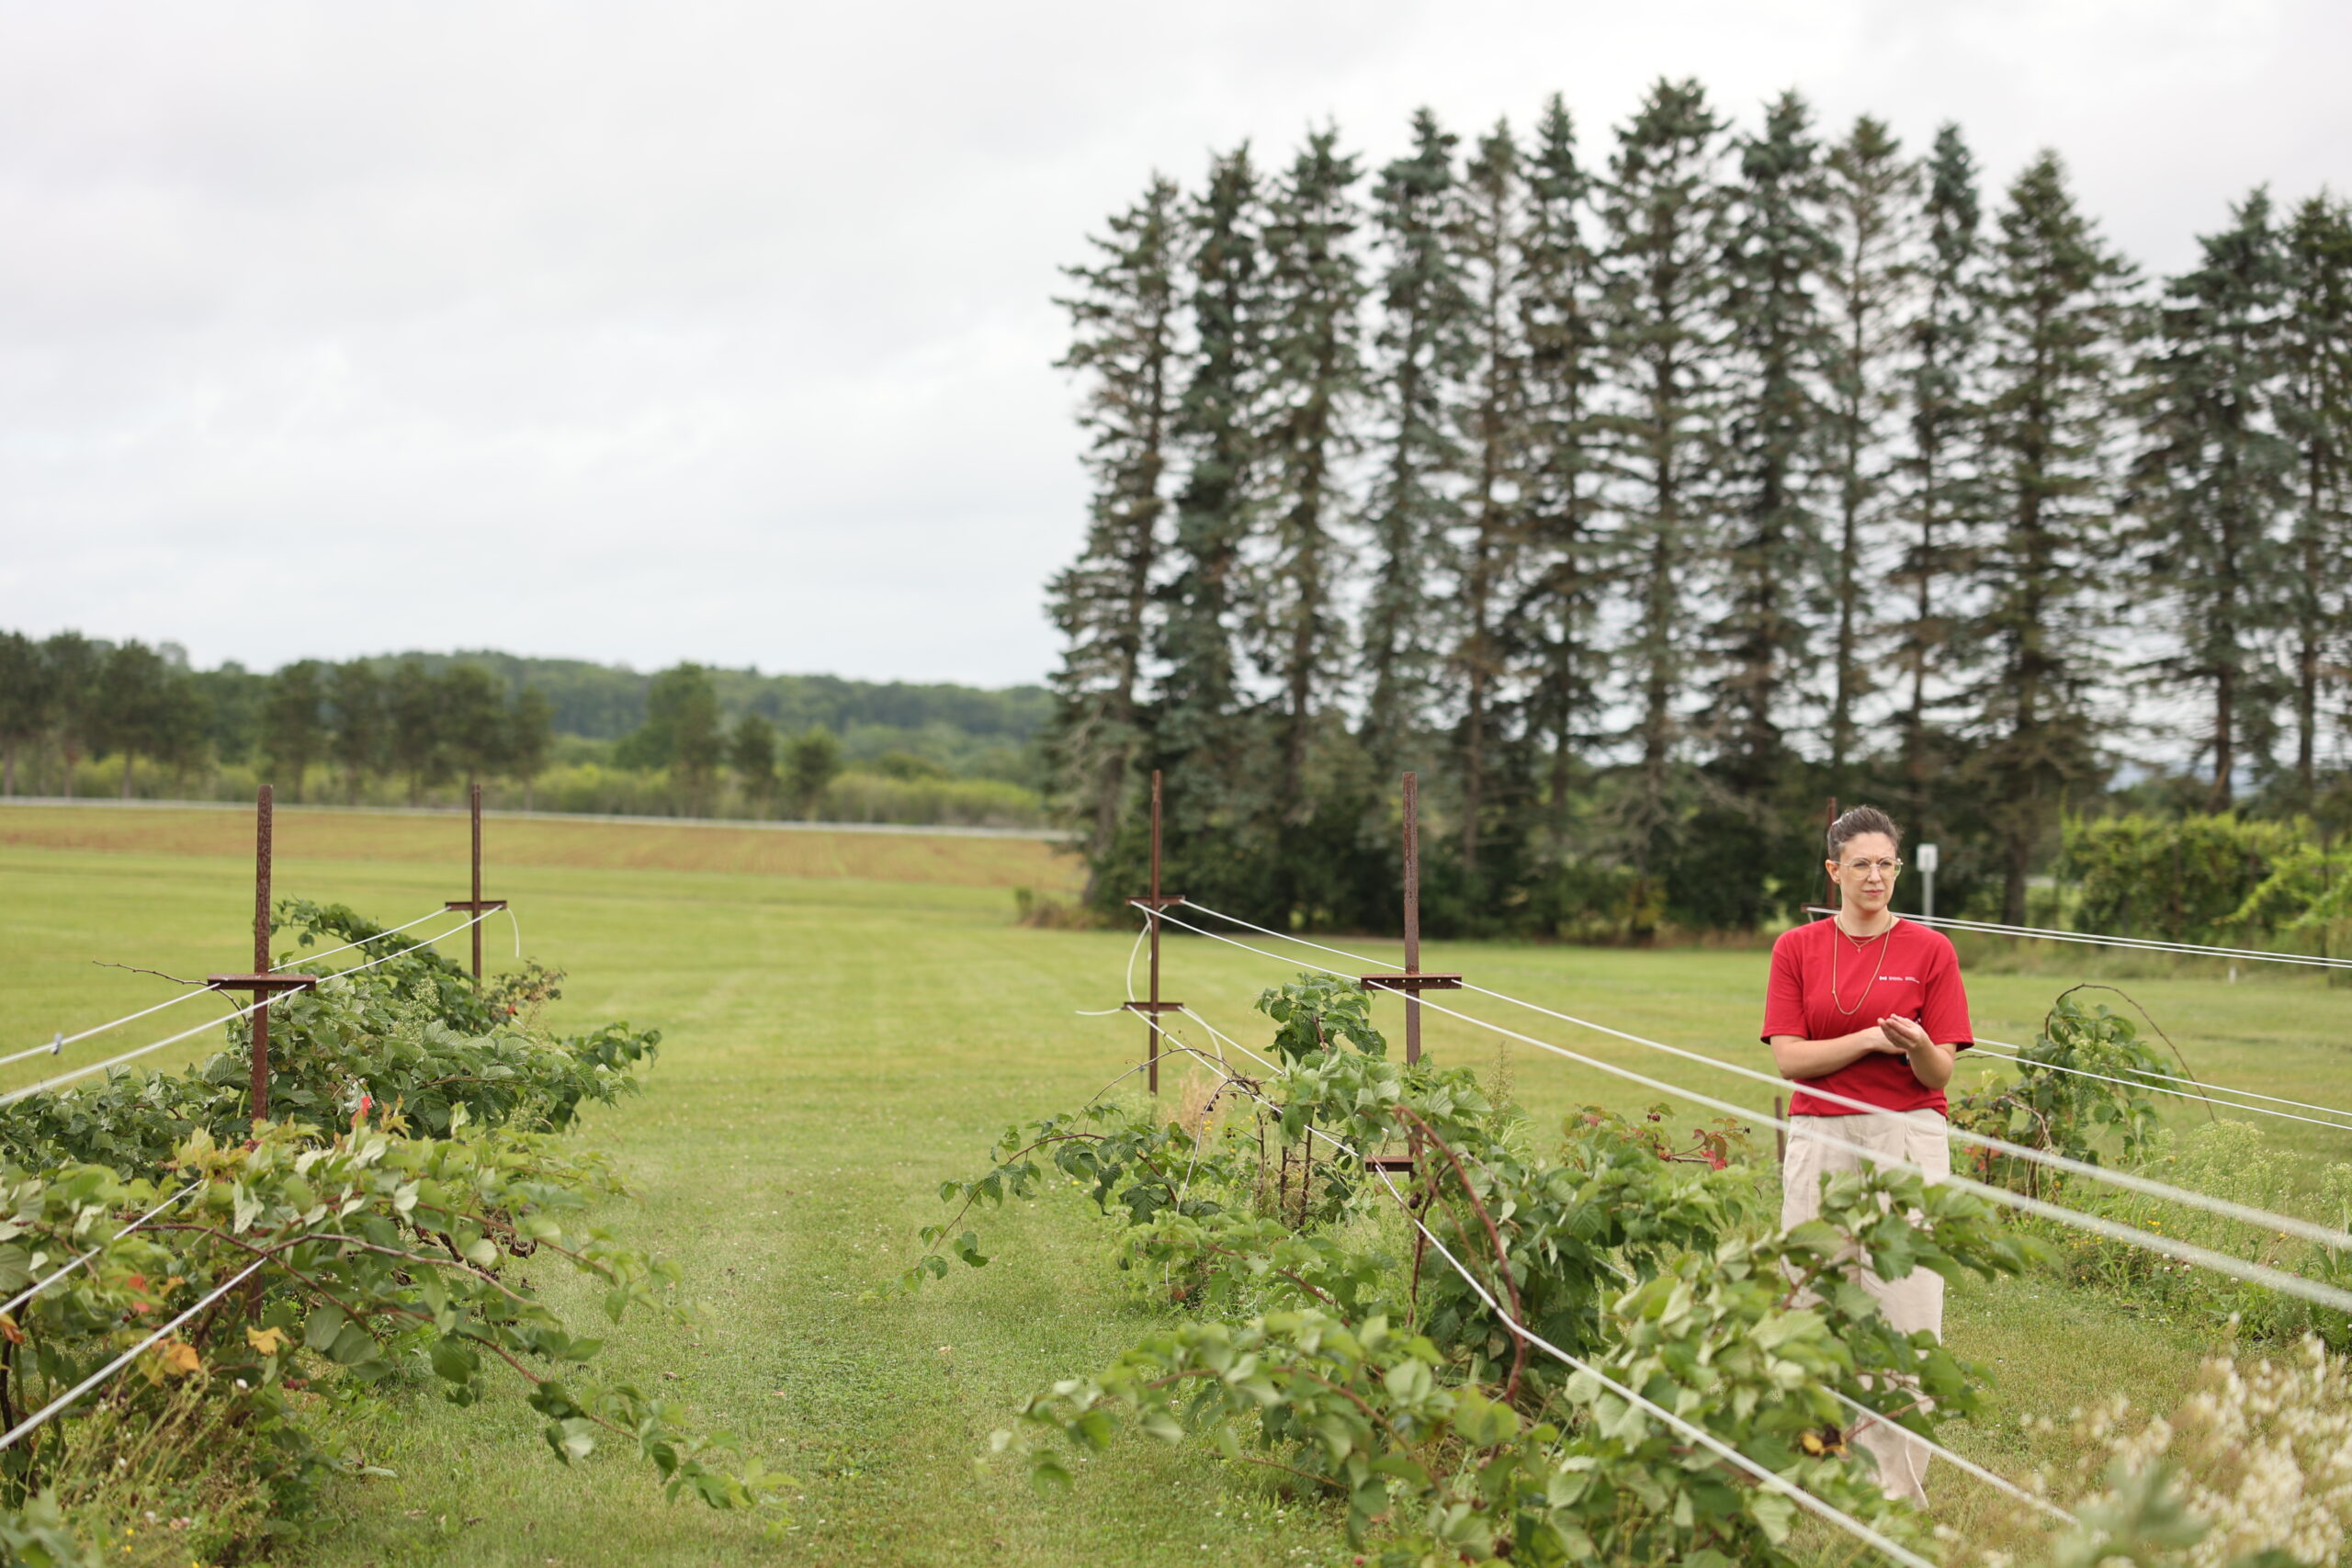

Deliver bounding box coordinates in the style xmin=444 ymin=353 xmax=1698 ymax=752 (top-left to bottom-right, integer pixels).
xmin=1780 ymin=1110 xmax=1951 ymax=1506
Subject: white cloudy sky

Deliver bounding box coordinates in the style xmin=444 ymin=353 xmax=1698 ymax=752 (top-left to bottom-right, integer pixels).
xmin=1 ymin=1 xmax=2345 ymax=688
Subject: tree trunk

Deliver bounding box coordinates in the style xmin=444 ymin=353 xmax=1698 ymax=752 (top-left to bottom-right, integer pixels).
xmin=1282 ymin=558 xmax=1317 ymax=819
xmin=1367 ymin=344 xmax=1427 ymax=772
xmin=2298 ymin=463 xmax=2326 ymax=802
xmin=1279 ymin=382 xmax=1331 ymax=818
xmin=1460 ymin=503 xmax=1495 ymax=872
xmin=1640 ymin=364 xmax=1678 ymax=882
xmin=1905 ymin=512 xmax=1933 ymax=814
xmin=2211 ymin=663 xmax=2236 ymax=814
xmin=1831 ymin=494 xmax=1862 ymax=782
xmin=1548 ymin=725 xmax=1573 ymax=846
xmin=1079 ymin=348 xmax=1170 ymax=900
xmin=120 ymin=753 xmax=135 ymax=799
xmin=2002 ymin=821 xmax=2031 ymax=925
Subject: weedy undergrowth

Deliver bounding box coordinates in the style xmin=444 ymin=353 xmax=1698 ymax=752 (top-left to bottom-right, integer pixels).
xmin=0 ymin=899 xmax=789 ymax=1563
xmin=912 ymin=976 xmax=2044 ymax=1565
xmin=1952 ymin=991 xmax=2352 ymax=1349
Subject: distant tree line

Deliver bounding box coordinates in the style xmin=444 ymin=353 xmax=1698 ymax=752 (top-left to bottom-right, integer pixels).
xmin=0 ymin=632 xmax=210 ymax=798
xmin=356 ymin=650 xmax=1050 ymax=756
xmin=1046 ymin=76 xmax=2352 ymax=936
xmin=0 ymin=632 xmax=557 ymax=806
xmin=0 ymin=635 xmax=1046 ymax=827
xmin=605 ymin=660 xmax=848 ymax=818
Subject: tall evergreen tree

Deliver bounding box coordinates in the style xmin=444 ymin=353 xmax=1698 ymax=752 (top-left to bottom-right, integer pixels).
xmin=1712 ymin=90 xmax=1831 ymax=805
xmin=387 ymin=658 xmax=445 ymax=806
xmin=1046 ymin=176 xmax=1184 ymax=894
xmin=729 ymin=711 xmax=779 ymax=818
xmin=1450 ymin=118 xmax=1529 ymax=875
xmin=1820 ymin=115 xmax=1919 ymax=783
xmin=327 ymin=660 xmax=385 ymax=805
xmin=262 ymin=659 xmax=329 ymax=802
xmin=40 ymin=632 xmax=99 ymax=799
xmin=2278 ymin=194 xmax=2352 ymax=799
xmin=785 ymin=728 xmax=842 ymax=820
xmin=2132 ymin=188 xmax=2294 ymax=810
xmin=1893 ymin=126 xmax=1986 ymax=818
xmin=0 ymin=631 xmax=50 ymax=796
xmin=1512 ymin=96 xmax=1609 ymax=845
xmin=1155 ymin=146 xmax=1264 ymax=863
xmin=1362 ymin=108 xmax=1473 ymax=778
xmin=507 ymin=687 xmax=555 ymax=810
xmin=441 ymin=662 xmax=514 ymax=793
xmin=1969 ymin=152 xmax=2134 ymax=920
xmin=1596 ymin=79 xmax=1729 ymax=887
xmin=1255 ymin=130 xmax=1366 ymax=819
xmin=628 ymin=663 xmax=724 ymax=808
xmin=90 ymin=640 xmax=201 ymax=797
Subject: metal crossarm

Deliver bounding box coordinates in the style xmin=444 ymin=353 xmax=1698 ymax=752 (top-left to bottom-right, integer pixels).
xmin=1356 ymin=972 xmax=1462 ymax=991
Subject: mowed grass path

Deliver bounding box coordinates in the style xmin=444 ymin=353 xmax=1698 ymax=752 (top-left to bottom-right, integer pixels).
xmin=3 ymin=809 xmax=2347 ymax=1564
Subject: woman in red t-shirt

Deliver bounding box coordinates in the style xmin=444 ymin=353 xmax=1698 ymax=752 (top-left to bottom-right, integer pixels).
xmin=1763 ymin=804 xmax=1973 ymax=1506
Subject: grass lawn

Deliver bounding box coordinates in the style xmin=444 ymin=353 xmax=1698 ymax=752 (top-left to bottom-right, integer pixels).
xmin=0 ymin=803 xmax=1081 ymax=893
xmin=1 ymin=807 xmax=2346 ymax=1565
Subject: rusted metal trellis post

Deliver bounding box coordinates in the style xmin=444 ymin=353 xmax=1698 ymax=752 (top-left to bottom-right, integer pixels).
xmin=1359 ymin=773 xmax=1460 ymax=1066
xmin=443 ymin=783 xmax=509 ymax=983
xmin=1122 ymin=770 xmax=1183 ymax=1094
xmin=205 ymin=784 xmax=316 ymax=1125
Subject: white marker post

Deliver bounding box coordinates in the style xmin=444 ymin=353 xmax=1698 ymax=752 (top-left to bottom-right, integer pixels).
xmin=1916 ymin=841 xmax=1939 ymax=922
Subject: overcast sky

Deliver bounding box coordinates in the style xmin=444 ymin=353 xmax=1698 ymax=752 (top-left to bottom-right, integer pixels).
xmin=1 ymin=1 xmax=2345 ymax=689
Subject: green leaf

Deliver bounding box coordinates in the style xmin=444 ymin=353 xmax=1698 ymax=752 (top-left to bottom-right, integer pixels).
xmin=1029 ymin=1453 xmax=1072 ymax=1494
xmin=1747 ymin=1490 xmax=1797 ymax=1544
xmin=1069 ymin=1408 xmax=1114 ymax=1451
xmin=545 ymin=1417 xmax=597 ymax=1464
xmin=428 ymin=1337 xmax=479 ymax=1384
xmin=326 ymin=1322 xmax=378 ymax=1367
xmin=1137 ymin=1407 xmax=1183 ymax=1444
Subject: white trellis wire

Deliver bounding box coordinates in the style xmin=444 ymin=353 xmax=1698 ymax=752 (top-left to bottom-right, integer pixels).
xmin=1123 ymin=1007 xmax=2067 ymax=1548
xmin=0 ymin=908 xmax=499 ymax=1109
xmin=1145 ymin=904 xmax=2352 ymax=1313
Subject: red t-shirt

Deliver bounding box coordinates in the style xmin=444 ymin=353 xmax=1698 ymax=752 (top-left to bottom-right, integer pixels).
xmin=1760 ymin=917 xmax=1973 ymax=1116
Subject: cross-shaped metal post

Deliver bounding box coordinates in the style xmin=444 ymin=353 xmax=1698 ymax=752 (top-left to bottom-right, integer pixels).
xmin=443 ymin=783 xmax=509 ymax=982
xmin=205 ymin=784 xmax=316 ymax=1125
xmin=1122 ymin=770 xmax=1183 ymax=1094
xmin=1358 ymin=773 xmax=1460 ymax=1066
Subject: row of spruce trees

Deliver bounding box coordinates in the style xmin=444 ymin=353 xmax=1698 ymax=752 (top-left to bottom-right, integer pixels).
xmin=1044 ymin=77 xmax=2352 ymax=938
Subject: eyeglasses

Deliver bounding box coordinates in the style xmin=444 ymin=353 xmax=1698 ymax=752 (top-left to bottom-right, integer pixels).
xmin=1838 ymin=859 xmax=1904 ymax=875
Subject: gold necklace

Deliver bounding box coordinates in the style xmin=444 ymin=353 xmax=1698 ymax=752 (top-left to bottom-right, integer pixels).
xmin=1827 ymin=916 xmax=1897 ymax=1017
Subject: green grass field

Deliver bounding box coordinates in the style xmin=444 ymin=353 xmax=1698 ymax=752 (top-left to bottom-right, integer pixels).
xmin=2 ymin=807 xmax=2346 ymax=1565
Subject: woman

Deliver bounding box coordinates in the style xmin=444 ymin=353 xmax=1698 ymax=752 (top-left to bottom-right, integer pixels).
xmin=1762 ymin=805 xmax=1973 ymax=1506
